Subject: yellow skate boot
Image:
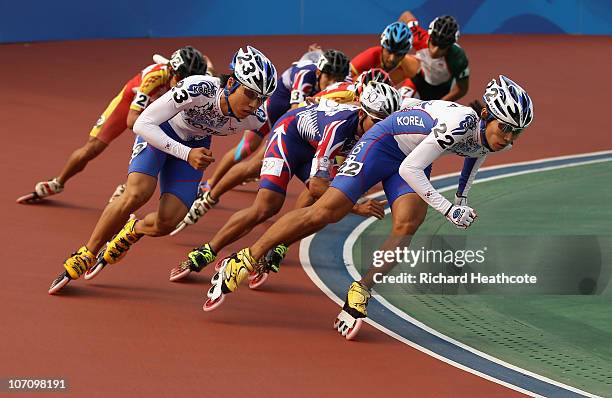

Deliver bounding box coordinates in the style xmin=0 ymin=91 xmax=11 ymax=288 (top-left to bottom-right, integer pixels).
xmin=203 ymin=248 xmax=256 ymax=311
xmin=84 ymin=219 xmax=143 ymax=281
xmin=48 ymin=246 xmax=95 ymax=294
xmin=333 ymin=281 xmax=371 ymax=340
xmin=103 ymin=218 xmax=142 ymax=264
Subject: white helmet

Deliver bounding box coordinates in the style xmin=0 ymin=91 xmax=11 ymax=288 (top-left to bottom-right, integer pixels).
xmin=231 ymin=46 xmax=277 ymax=97
xmin=483 ymin=75 xmax=533 ymax=129
xmin=360 ymin=81 xmax=401 ymax=120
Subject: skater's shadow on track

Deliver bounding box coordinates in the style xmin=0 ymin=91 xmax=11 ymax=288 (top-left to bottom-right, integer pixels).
xmin=251 ymin=283 xmax=321 ymax=297
xmin=204 ymin=310 xmax=389 ymax=343
xmin=53 ymin=283 xmax=176 ymax=300
xmin=49 ymin=285 xmax=107 ymax=298
xmin=205 ymin=310 xmax=324 ymax=332
xmin=165 ymin=277 xmax=206 ymax=285
xmin=19 ymin=199 xmax=99 ymax=212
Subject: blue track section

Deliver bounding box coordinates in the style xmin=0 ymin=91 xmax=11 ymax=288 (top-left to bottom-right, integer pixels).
xmin=307 ymin=152 xmax=612 ymax=398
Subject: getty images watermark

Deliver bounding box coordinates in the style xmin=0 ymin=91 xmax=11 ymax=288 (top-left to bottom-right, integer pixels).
xmin=359 ymin=235 xmax=610 ymax=295
xmin=371 ymin=246 xmax=538 ymax=285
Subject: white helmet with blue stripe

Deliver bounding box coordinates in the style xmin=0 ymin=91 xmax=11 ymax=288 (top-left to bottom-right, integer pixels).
xmin=483 ymin=75 xmax=534 ymax=129
xmin=231 ymin=46 xmax=278 ymax=97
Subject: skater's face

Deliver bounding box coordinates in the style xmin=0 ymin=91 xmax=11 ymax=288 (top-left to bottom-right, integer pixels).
xmin=481 ymin=108 xmax=523 ymax=151
xmin=381 ymin=48 xmax=404 ymax=72
xmin=358 ymin=110 xmax=380 ymax=135
xmin=428 ymin=40 xmax=450 ymax=59
xmin=227 ymin=77 xmax=266 ymax=119
xmin=485 ymin=119 xmax=521 ymax=151
xmin=316 ymin=70 xmax=337 ymax=91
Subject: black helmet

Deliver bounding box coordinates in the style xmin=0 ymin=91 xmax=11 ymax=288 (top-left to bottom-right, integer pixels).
xmin=169 ymin=46 xmax=207 ymax=79
xmin=316 ymin=49 xmax=350 ymax=80
xmin=428 ymin=16 xmax=459 ymax=47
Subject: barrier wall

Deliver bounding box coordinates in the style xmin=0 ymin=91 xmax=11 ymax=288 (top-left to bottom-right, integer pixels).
xmin=2 ymin=0 xmax=611 ymax=43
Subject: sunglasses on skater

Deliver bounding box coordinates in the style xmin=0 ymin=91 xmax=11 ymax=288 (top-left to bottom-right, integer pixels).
xmin=498 ymin=122 xmax=523 ymax=137
xmin=242 ymin=86 xmax=268 ymax=103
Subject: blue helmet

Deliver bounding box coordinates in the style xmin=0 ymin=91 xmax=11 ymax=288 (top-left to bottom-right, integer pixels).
xmin=230 ymin=46 xmax=277 ymax=97
xmin=483 ymin=75 xmax=534 ymax=129
xmin=380 ymin=22 xmax=412 ymax=55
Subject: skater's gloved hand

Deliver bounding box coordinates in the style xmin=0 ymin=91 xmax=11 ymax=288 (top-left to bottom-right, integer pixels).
xmin=445 ymin=204 xmax=477 ymax=229
xmin=352 ymin=199 xmax=386 ymax=220
xmin=188 ymin=148 xmax=214 ymax=170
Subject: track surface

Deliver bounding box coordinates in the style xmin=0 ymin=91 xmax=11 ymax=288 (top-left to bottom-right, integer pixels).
xmin=1 ymin=35 xmax=610 ymax=397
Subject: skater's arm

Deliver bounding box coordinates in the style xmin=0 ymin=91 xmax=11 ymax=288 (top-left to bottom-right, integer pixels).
xmin=126 ymin=109 xmax=142 ymax=129
xmin=398 ymin=134 xmax=450 ymax=214
xmin=456 ymin=156 xmax=486 ymax=198
xmin=441 ymin=78 xmax=469 ymax=102
xmin=308 ymin=177 xmax=330 ymax=199
xmin=133 ymin=89 xmax=191 ymax=161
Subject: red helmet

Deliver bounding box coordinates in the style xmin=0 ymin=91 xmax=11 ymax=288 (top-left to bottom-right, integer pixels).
xmin=354 ymin=68 xmax=392 ymax=98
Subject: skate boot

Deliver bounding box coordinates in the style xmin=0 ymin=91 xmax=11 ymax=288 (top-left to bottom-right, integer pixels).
xmin=48 ymin=246 xmax=96 ymax=294
xmin=203 ymin=248 xmax=255 ymax=311
xmin=333 ymin=281 xmax=371 ymax=340
xmin=17 ymin=178 xmax=64 ymax=204
xmin=84 ymin=219 xmax=142 ymax=280
xmin=169 ymin=243 xmax=217 ymax=282
xmin=170 ymin=191 xmax=218 ymax=236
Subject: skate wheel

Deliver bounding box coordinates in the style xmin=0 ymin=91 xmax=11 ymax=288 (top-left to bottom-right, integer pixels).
xmin=214 ymin=259 xmax=225 ymax=272
xmin=48 ymin=272 xmax=71 ymax=295
xmin=210 ymin=271 xmax=221 ymax=286
xmin=202 ymin=295 xmax=225 ymax=312
xmin=169 ymin=222 xmax=187 ymax=236
xmin=16 ymin=192 xmax=41 ymax=204
xmin=248 ymin=272 xmax=268 ymax=290
xmin=206 ymin=284 xmax=218 ymax=299
xmin=84 ymin=261 xmax=105 ymax=281
xmin=345 ymin=319 xmax=363 ymax=341
xmin=169 ymin=266 xmax=191 ymax=282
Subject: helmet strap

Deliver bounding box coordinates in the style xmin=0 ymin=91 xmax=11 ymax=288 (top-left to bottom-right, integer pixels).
xmin=223 ymin=79 xmax=242 ymax=119
xmin=479 ymin=119 xmax=493 ymax=151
